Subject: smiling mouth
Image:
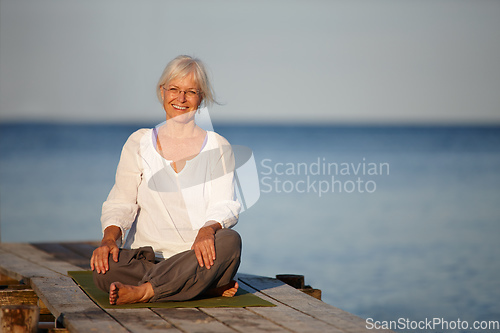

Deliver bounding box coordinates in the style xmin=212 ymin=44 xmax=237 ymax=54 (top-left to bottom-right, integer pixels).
xmin=172 ymin=104 xmax=189 ymax=110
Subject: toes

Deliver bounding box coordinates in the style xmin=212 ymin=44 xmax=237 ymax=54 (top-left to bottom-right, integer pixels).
xmin=109 ymin=282 xmax=119 ymax=304
xmin=221 ymin=281 xmax=239 ymax=297
xmin=223 ymin=289 xmax=235 ymax=297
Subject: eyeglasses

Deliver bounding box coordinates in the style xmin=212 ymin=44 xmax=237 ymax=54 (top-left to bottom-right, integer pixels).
xmin=163 ymin=86 xmax=200 ymax=99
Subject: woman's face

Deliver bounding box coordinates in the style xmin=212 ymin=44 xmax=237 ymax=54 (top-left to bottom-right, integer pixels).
xmin=162 ymin=73 xmax=202 ymax=122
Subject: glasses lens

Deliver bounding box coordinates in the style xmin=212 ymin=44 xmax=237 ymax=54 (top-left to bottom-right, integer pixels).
xmin=167 ymin=87 xmax=179 ymax=95
xmin=185 ymin=91 xmax=198 ymax=98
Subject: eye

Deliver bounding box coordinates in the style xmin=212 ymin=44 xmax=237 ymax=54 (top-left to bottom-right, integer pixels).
xmin=168 ymin=87 xmax=179 ymax=93
xmin=186 ymin=90 xmax=198 ymax=97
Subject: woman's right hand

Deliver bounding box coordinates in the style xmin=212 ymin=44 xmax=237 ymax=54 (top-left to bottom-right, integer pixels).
xmin=91 ymin=240 xmax=119 ymax=274
xmin=90 ymin=226 xmax=122 ymax=274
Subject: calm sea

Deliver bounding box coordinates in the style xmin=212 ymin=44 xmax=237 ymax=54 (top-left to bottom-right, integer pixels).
xmin=1 ymin=123 xmax=500 ymax=332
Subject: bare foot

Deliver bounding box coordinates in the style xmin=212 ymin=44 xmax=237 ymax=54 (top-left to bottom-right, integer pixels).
xmin=109 ymin=282 xmax=154 ymax=305
xmin=205 ymin=280 xmax=239 ymax=298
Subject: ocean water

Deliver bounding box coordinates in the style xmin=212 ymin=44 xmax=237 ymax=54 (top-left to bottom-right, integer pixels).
xmin=1 ymin=123 xmax=500 ymax=332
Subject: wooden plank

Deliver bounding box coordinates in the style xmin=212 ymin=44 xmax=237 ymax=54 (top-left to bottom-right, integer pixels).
xmin=0 ymin=245 xmax=128 ymax=333
xmin=153 ymin=308 xmax=237 ymax=333
xmin=59 ymin=311 xmax=129 ymax=333
xmin=238 ymin=274 xmax=395 ymax=333
xmin=0 ymin=289 xmax=38 ymax=306
xmin=201 ymin=307 xmax=290 ymax=333
xmin=100 ymin=308 xmax=181 ymax=333
xmin=0 ymin=272 xmax=20 ymax=285
xmin=32 ymin=243 xmax=90 ymax=270
xmin=59 ymin=242 xmax=98 ymax=261
xmin=0 ymin=248 xmax=56 ymax=282
xmin=236 ymin=277 xmax=343 ymax=333
xmin=240 ymin=274 xmax=360 ymax=329
xmin=30 ymin=274 xmax=128 ymax=333
xmin=0 ymin=243 xmax=83 ymax=276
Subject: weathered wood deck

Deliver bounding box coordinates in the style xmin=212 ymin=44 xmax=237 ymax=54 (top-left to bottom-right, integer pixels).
xmin=0 ymin=242 xmax=393 ymax=333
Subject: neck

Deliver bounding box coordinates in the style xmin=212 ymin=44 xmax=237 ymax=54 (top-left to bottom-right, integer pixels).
xmin=162 ymin=117 xmax=199 ymax=139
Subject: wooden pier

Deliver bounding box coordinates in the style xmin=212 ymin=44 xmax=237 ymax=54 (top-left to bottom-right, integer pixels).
xmin=0 ymin=242 xmax=393 ymax=333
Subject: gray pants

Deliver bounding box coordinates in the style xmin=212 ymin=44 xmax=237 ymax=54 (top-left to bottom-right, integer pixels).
xmin=93 ymin=229 xmax=241 ymax=302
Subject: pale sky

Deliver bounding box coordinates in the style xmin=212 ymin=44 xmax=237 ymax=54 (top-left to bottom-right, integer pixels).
xmin=1 ymin=0 xmax=499 ymax=124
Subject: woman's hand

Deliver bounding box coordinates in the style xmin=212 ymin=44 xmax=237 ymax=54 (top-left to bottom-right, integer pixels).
xmin=90 ymin=226 xmax=121 ymax=274
xmin=91 ymin=240 xmax=119 ymax=274
xmin=192 ymin=222 xmax=222 ymax=269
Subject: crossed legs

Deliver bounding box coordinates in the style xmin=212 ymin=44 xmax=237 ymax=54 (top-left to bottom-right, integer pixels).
xmin=93 ymin=229 xmax=241 ymax=304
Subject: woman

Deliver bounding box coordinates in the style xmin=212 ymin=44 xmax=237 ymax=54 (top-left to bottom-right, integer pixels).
xmin=91 ymin=55 xmax=242 ymax=305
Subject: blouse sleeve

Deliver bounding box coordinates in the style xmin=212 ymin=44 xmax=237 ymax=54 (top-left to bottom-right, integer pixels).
xmin=205 ymin=134 xmax=241 ymax=229
xmin=100 ymin=129 xmax=146 ymax=243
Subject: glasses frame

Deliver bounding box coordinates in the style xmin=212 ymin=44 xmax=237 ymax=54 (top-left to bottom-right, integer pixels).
xmin=162 ymin=85 xmax=200 ymax=99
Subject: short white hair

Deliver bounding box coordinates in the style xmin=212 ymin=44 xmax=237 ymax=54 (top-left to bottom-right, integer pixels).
xmin=156 ymin=55 xmax=216 ymax=108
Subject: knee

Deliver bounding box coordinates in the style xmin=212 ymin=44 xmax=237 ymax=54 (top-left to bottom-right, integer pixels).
xmin=216 ymin=229 xmax=242 ymax=256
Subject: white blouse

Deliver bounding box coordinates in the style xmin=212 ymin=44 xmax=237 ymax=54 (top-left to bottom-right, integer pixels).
xmin=101 ymin=128 xmax=241 ymax=259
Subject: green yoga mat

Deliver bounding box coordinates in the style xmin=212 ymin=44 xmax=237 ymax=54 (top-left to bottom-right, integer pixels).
xmin=68 ymin=271 xmax=275 ymax=309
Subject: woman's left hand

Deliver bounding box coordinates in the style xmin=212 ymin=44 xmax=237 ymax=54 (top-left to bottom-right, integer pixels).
xmin=192 ymin=222 xmax=221 ymax=269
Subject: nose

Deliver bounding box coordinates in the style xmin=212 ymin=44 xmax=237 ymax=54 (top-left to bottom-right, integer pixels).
xmin=176 ymin=91 xmax=187 ymax=102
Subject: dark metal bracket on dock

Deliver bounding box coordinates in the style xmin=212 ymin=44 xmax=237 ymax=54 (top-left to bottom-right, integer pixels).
xmin=276 ymin=274 xmax=322 ymax=300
